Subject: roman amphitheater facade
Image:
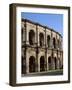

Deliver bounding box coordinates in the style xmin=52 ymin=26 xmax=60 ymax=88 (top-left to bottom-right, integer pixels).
xmin=21 ymin=19 xmax=63 ymax=75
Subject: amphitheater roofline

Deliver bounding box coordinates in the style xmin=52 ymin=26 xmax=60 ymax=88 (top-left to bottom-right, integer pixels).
xmin=22 ymin=18 xmax=62 ymax=38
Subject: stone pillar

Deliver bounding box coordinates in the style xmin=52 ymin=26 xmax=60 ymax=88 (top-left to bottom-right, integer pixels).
xmin=57 ymin=51 xmax=59 ymax=69
xmin=60 ymin=39 xmax=63 ymax=50
xmin=51 ymin=50 xmax=55 ymax=70
xmin=57 ymin=59 xmax=60 ymax=69
xmin=51 ymin=31 xmax=53 ymax=48
xmin=24 ymin=21 xmax=29 ymax=74
xmin=25 ymin=22 xmax=29 ymax=45
xmin=36 ymin=25 xmax=38 ymax=72
xmin=60 ymin=52 xmax=63 ymax=69
xmin=26 ymin=51 xmax=29 ymax=74
xmin=34 ymin=33 xmax=37 ymax=47
xmin=59 ymin=59 xmax=61 ymax=69
xmin=35 ymin=60 xmax=38 ymax=72
xmin=36 ymin=48 xmax=38 ymax=72
xmin=26 ymin=30 xmax=29 ymax=45
xmin=45 ymin=50 xmax=47 ymax=71
xmin=50 ymin=38 xmax=53 ymax=48
xmin=51 ymin=58 xmax=55 ymax=70
xmin=26 ymin=63 xmax=29 ymax=74
xmin=56 ymin=33 xmax=58 ymax=49
xmin=36 ymin=25 xmax=38 ymax=45
xmin=38 ymin=53 xmax=40 ymax=72
xmin=37 ymin=26 xmax=40 ymax=46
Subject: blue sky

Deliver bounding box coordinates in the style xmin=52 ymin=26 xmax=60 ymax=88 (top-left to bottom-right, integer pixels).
xmin=21 ymin=12 xmax=63 ymax=36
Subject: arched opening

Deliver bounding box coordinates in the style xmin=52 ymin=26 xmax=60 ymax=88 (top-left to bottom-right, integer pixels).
xmin=47 ymin=35 xmax=50 ymax=48
xmin=39 ymin=33 xmax=44 ymax=46
xmin=21 ymin=28 xmax=23 ymax=41
xmin=53 ymin=38 xmax=56 ymax=48
xmin=21 ymin=56 xmax=26 ymax=74
xmin=29 ymin=56 xmax=35 ymax=73
xmin=40 ymin=56 xmax=45 ymax=71
xmin=54 ymin=57 xmax=57 ymax=69
xmin=48 ymin=56 xmax=52 ymax=70
xmin=29 ymin=30 xmax=35 ymax=45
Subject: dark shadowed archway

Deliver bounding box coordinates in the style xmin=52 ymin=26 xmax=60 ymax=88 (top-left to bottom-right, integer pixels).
xmin=47 ymin=35 xmax=50 ymax=48
xmin=39 ymin=33 xmax=44 ymax=46
xmin=29 ymin=30 xmax=35 ymax=45
xmin=48 ymin=56 xmax=52 ymax=70
xmin=40 ymin=56 xmax=45 ymax=71
xmin=54 ymin=57 xmax=57 ymax=69
xmin=29 ymin=56 xmax=35 ymax=73
xmin=53 ymin=37 xmax=56 ymax=48
xmin=21 ymin=56 xmax=26 ymax=74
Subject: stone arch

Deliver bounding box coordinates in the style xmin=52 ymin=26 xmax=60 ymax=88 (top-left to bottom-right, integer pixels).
xmin=40 ymin=56 xmax=45 ymax=71
xmin=53 ymin=37 xmax=56 ymax=48
xmin=29 ymin=56 xmax=36 ymax=73
xmin=48 ymin=56 xmax=52 ymax=70
xmin=39 ymin=33 xmax=44 ymax=46
xmin=47 ymin=35 xmax=50 ymax=48
xmin=54 ymin=57 xmax=57 ymax=69
xmin=29 ymin=30 xmax=35 ymax=45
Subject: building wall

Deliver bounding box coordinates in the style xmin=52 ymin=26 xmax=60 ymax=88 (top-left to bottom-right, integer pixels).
xmin=21 ymin=19 xmax=63 ymax=74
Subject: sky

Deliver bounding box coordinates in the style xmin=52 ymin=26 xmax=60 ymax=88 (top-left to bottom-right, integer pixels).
xmin=21 ymin=12 xmax=63 ymax=36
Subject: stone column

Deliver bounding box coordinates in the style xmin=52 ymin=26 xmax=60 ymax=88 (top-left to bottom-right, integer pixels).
xmin=60 ymin=39 xmax=63 ymax=50
xmin=36 ymin=25 xmax=38 ymax=72
xmin=57 ymin=51 xmax=59 ymax=69
xmin=50 ymin=38 xmax=53 ymax=48
xmin=35 ymin=59 xmax=38 ymax=72
xmin=51 ymin=50 xmax=55 ymax=70
xmin=60 ymin=52 xmax=63 ymax=69
xmin=56 ymin=33 xmax=58 ymax=49
xmin=51 ymin=58 xmax=55 ymax=70
xmin=36 ymin=48 xmax=38 ymax=72
xmin=26 ymin=51 xmax=29 ymax=74
xmin=46 ymin=53 xmax=49 ymax=71
xmin=38 ymin=53 xmax=40 ymax=72
xmin=51 ymin=31 xmax=53 ymax=48
xmin=44 ymin=59 xmax=47 ymax=71
xmin=45 ymin=50 xmax=47 ymax=71
xmin=37 ymin=26 xmax=40 ymax=46
xmin=36 ymin=25 xmax=38 ymax=45
xmin=25 ymin=22 xmax=29 ymax=45
xmin=57 ymin=59 xmax=60 ymax=69
xmin=26 ymin=30 xmax=29 ymax=45
xmin=26 ymin=62 xmax=29 ymax=74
